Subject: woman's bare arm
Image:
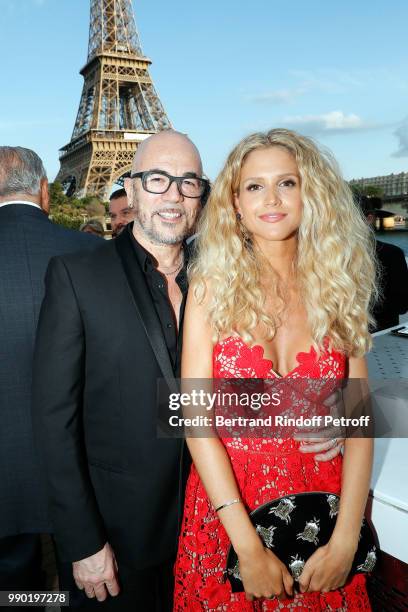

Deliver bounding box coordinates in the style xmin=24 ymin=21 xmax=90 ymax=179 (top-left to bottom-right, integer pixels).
xmin=299 ymin=356 xmax=373 ymax=593
xmin=182 ymin=289 xmax=262 ymax=556
xmin=182 ymin=288 xmax=293 ymax=599
xmin=330 ymin=357 xmax=373 ymax=546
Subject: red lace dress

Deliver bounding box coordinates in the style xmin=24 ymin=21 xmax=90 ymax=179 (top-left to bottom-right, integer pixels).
xmin=173 ymin=336 xmax=371 ymax=611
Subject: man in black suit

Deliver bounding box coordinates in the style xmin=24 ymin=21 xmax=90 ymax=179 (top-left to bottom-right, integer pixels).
xmin=0 ymin=147 xmax=101 ymax=598
xmin=359 ymin=196 xmax=408 ymax=331
xmin=32 ymin=131 xmax=209 ymax=610
xmin=373 ymin=239 xmax=408 ymax=331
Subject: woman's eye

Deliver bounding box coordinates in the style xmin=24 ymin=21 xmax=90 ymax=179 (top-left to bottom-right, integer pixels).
xmin=247 ymin=183 xmax=262 ymax=191
xmin=279 ymin=179 xmax=296 ymax=188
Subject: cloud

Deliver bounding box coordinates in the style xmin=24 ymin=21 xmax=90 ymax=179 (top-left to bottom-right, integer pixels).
xmin=289 ymin=69 xmax=363 ymax=95
xmin=290 ymin=68 xmax=408 ymax=95
xmin=245 ymin=70 xmax=362 ymax=107
xmin=391 ymin=119 xmax=408 ymax=157
xmin=281 ymin=111 xmax=379 ymax=136
xmin=247 ymin=87 xmax=306 ymax=105
xmin=246 ymin=68 xmax=408 ymax=109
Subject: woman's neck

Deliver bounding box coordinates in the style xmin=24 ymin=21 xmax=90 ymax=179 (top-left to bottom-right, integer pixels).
xmin=254 ymin=236 xmax=297 ymax=284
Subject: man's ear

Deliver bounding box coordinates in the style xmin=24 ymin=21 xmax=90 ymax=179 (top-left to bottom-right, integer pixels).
xmin=40 ymin=178 xmax=50 ymax=215
xmin=124 ymin=178 xmax=134 ymax=208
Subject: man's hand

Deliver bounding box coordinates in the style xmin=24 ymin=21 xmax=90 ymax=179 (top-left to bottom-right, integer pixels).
xmin=296 ymin=436 xmax=344 ymax=461
xmin=73 ymin=542 xmax=120 ymax=602
xmin=295 ymin=389 xmax=345 ymax=461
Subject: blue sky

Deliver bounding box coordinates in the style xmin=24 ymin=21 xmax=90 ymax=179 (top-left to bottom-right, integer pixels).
xmin=1 ymin=0 xmax=408 ymax=183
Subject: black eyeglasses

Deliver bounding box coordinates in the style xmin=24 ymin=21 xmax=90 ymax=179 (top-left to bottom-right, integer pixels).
xmin=130 ymin=170 xmax=209 ymax=199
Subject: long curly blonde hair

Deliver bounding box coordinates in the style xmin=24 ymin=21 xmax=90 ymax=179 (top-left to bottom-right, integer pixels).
xmin=190 ymin=129 xmax=378 ymax=357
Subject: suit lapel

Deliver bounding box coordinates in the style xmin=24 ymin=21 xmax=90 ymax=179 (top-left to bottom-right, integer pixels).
xmin=115 ymin=229 xmax=178 ymax=394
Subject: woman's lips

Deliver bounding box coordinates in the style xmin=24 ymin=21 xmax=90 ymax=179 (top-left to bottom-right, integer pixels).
xmin=259 ymin=213 xmax=287 ymax=223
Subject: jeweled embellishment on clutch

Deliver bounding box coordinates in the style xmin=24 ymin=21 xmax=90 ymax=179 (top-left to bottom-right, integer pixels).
xmin=327 ymin=494 xmax=339 ymax=518
xmin=256 ymin=524 xmax=276 ymax=548
xmin=357 ymin=547 xmax=377 ymax=572
xmin=289 ymin=554 xmax=305 ymax=580
xmin=297 ymin=517 xmax=320 ymax=545
xmin=228 ymin=559 xmax=242 ymax=581
xmin=268 ymin=496 xmax=296 ymax=524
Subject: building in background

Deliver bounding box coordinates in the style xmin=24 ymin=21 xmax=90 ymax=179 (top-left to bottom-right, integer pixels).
xmin=350 ymin=172 xmax=408 ymax=202
xmin=350 ymin=172 xmax=408 ymax=223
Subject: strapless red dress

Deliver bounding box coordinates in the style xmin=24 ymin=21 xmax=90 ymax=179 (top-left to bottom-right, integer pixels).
xmin=173 ymin=337 xmax=371 ymax=611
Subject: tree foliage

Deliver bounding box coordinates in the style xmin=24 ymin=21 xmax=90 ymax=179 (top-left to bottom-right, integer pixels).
xmin=49 ymin=182 xmax=108 ymax=229
xmin=50 ymin=214 xmax=83 ymax=230
xmin=350 ymin=183 xmax=385 ymax=199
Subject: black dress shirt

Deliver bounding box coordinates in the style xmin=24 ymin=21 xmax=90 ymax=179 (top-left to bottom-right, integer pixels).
xmin=128 ymin=225 xmax=189 ymax=374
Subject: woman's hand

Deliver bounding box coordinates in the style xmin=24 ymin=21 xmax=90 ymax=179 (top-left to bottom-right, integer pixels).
xmin=298 ymin=538 xmax=356 ymax=593
xmin=238 ymin=545 xmax=294 ymax=601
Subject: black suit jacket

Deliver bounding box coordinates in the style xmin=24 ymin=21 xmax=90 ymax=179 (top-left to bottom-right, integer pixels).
xmin=373 ymin=240 xmax=408 ymax=331
xmin=0 ymin=203 xmax=101 ymax=538
xmin=32 ymin=228 xmax=184 ymax=569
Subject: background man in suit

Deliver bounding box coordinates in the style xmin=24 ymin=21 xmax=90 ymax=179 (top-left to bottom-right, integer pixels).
xmin=0 ymin=147 xmax=101 ymax=600
xmin=373 ymin=239 xmax=408 ymax=330
xmin=32 ymin=131 xmax=209 ymax=610
xmin=360 ymin=196 xmax=408 ymax=331
xmin=108 ymin=188 xmax=135 ymax=237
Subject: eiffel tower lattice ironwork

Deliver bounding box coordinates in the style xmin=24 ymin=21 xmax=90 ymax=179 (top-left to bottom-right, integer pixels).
xmin=56 ymin=0 xmax=171 ymax=199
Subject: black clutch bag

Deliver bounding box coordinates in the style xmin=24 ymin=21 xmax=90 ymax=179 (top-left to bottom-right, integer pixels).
xmin=225 ymin=491 xmax=377 ymax=592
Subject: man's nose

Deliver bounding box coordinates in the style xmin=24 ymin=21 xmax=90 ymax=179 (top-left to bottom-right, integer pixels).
xmin=165 ymin=179 xmax=183 ymax=203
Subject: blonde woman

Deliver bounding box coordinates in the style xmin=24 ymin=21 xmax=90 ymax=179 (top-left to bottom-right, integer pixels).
xmin=173 ymin=129 xmax=375 ymax=610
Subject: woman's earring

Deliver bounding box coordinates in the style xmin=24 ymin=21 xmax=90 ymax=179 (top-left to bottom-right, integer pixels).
xmin=236 ymin=212 xmax=242 ymax=221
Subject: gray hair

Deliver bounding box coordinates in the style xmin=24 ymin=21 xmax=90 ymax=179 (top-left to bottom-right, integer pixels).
xmin=79 ymin=219 xmax=105 ymax=235
xmin=0 ymin=146 xmax=47 ymax=197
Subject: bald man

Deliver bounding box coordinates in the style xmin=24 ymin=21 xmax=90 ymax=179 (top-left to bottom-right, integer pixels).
xmin=32 ymin=131 xmax=210 ymax=610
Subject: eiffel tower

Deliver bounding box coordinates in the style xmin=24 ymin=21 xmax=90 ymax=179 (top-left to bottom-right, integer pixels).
xmin=56 ymin=0 xmax=171 ymax=199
